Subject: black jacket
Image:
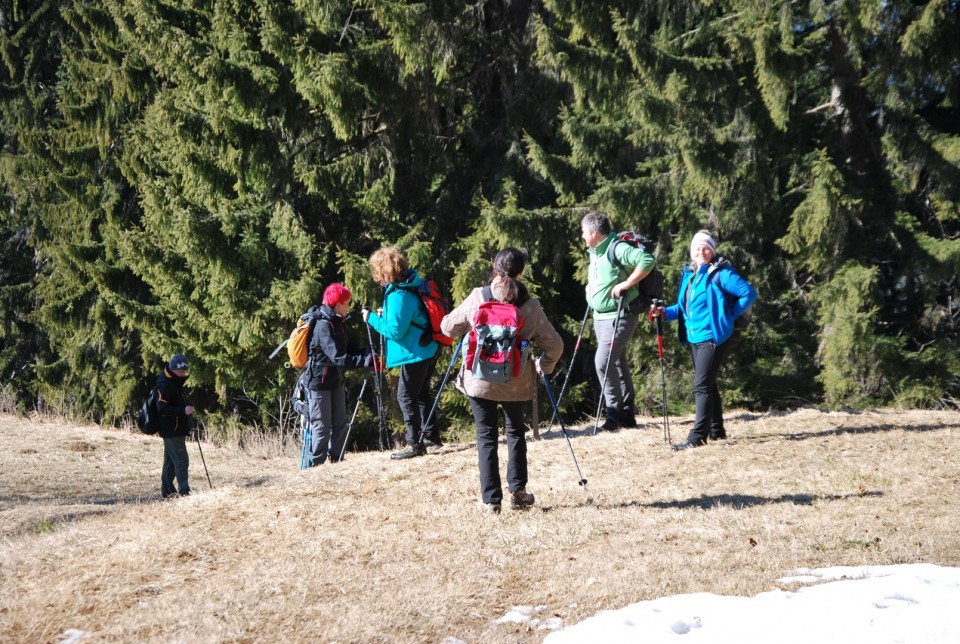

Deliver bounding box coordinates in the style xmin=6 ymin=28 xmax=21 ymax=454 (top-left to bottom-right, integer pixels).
xmin=156 ymin=368 xmax=191 ymax=438
xmin=304 ymin=305 xmax=369 ymax=391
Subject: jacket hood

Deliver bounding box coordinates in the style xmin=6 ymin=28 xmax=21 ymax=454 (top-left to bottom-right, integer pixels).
xmin=489 ymin=276 xmax=530 ymax=305
xmin=400 ymin=268 xmax=421 ymax=287
xmin=319 ymin=304 xmax=339 ymax=321
xmin=163 ymin=368 xmax=187 ymax=385
xmin=685 ymin=256 xmax=730 ymax=274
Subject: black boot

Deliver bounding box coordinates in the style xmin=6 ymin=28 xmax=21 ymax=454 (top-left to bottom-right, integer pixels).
xmin=390 ymin=444 xmax=426 ymax=460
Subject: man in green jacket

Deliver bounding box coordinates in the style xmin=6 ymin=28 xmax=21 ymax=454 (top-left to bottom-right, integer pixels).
xmin=581 ymin=211 xmax=656 ymax=430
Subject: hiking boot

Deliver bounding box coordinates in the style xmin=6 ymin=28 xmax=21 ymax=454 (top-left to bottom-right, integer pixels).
xmin=510 ymin=489 xmax=535 ymax=510
xmin=483 ymin=502 xmax=502 ymax=515
xmin=709 ymin=430 xmax=727 ymax=440
xmin=390 ymin=444 xmax=426 ymax=460
xmin=423 ymin=434 xmax=443 ymax=448
xmin=671 ymin=440 xmax=705 ymax=451
xmin=599 ymin=419 xmax=622 ymax=432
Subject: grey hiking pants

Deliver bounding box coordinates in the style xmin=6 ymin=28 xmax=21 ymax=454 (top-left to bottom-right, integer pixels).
xmin=593 ymin=311 xmax=640 ymax=423
xmin=161 ymin=435 xmax=190 ymax=497
xmin=307 ymin=386 xmax=347 ymax=465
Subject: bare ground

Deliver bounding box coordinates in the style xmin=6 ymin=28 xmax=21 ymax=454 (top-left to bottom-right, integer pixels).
xmin=1 ymin=408 xmax=958 ymax=642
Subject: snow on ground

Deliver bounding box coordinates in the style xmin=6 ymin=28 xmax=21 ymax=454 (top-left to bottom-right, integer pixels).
xmin=495 ymin=564 xmax=960 ymax=643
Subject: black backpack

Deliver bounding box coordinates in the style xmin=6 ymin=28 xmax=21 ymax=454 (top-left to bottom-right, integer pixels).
xmin=605 ymin=231 xmax=666 ymax=309
xmin=136 ymin=386 xmax=160 ymax=435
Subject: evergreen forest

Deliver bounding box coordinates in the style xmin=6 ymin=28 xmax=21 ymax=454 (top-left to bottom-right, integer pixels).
xmin=2 ymin=1 xmax=959 ymax=442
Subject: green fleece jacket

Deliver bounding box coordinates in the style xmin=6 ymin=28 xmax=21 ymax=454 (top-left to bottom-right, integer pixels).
xmin=586 ymin=233 xmax=656 ymax=320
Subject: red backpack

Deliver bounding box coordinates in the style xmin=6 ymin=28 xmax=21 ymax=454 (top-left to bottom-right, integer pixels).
xmin=465 ymin=286 xmax=527 ymax=384
xmin=402 ymin=278 xmax=454 ymax=347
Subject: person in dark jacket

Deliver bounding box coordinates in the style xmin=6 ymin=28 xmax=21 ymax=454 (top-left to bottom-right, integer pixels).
xmin=157 ymin=353 xmax=194 ymax=498
xmin=651 ymin=230 xmax=757 ymax=450
xmin=304 ymin=283 xmax=371 ymax=466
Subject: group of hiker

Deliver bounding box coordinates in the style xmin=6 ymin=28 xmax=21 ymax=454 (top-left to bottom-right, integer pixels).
xmin=151 ymin=211 xmax=757 ymax=512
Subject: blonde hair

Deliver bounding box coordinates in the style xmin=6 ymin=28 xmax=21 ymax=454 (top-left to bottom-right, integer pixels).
xmin=369 ymin=247 xmax=408 ymax=284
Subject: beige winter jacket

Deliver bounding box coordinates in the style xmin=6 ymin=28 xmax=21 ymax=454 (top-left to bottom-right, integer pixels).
xmin=440 ymin=280 xmax=564 ymax=402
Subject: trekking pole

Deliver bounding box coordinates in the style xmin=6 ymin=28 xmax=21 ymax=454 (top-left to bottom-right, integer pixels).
xmin=299 ymin=420 xmax=312 ymax=470
xmin=268 ymin=338 xmax=288 ymax=360
xmin=543 ymin=305 xmax=591 ymax=436
xmin=541 ymin=371 xmax=588 ymax=489
xmin=338 ymin=374 xmax=370 ymax=462
xmin=363 ymin=312 xmax=389 ymax=451
xmin=417 ymin=338 xmax=464 ymax=447
xmin=379 ymin=333 xmax=390 ymax=449
xmin=650 ymin=299 xmax=671 ymax=444
xmin=592 ymin=297 xmax=624 ymax=435
xmin=190 ymin=415 xmax=213 ymax=490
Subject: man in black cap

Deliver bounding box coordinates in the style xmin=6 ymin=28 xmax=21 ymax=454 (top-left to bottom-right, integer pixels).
xmin=156 ymin=353 xmax=195 ymax=497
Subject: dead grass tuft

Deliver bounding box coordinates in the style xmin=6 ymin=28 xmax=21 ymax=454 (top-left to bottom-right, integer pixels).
xmin=1 ymin=408 xmax=959 ymax=642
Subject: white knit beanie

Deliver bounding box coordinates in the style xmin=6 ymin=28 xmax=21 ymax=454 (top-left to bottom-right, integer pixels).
xmin=690 ymin=230 xmax=717 ymax=253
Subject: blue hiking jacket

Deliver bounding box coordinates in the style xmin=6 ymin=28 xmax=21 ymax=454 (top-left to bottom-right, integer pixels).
xmin=664 ymin=259 xmax=757 ymax=345
xmin=367 ymin=269 xmax=439 ymax=368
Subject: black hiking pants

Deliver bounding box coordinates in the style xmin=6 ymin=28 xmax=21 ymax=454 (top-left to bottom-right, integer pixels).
xmin=468 ymin=397 xmax=527 ymax=505
xmin=397 ymin=354 xmax=439 ymax=446
xmin=688 ymin=339 xmax=733 ymax=445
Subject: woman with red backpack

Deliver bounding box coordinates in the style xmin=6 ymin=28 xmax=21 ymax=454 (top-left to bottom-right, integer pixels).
xmin=440 ymin=248 xmax=563 ymax=515
xmin=363 ymin=247 xmax=442 ymax=459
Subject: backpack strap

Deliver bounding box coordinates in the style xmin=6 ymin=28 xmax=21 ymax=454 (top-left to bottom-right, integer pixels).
xmin=705 ymin=258 xmax=749 ymax=324
xmin=397 ymin=281 xmax=432 ymax=333
xmin=605 ymin=238 xmax=624 ymax=272
xmin=482 ymin=284 xmax=495 ymax=302
xmin=706 ymin=258 xmax=733 ymax=292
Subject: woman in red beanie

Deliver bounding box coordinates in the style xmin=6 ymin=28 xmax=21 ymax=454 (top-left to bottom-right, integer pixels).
xmin=300 ymin=283 xmax=371 ymax=465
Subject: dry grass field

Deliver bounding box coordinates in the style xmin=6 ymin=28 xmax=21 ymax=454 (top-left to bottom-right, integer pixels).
xmin=1 ymin=407 xmax=959 ymax=642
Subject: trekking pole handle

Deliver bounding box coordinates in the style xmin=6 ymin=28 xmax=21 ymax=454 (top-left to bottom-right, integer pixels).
xmin=649 ymin=299 xmax=665 ymax=329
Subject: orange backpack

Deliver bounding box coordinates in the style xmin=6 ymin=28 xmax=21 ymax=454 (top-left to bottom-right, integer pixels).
xmin=287 ymin=306 xmax=322 ymax=368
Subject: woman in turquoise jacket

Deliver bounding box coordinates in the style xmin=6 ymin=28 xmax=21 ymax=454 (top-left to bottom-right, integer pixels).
xmin=652 ymin=230 xmax=757 ymax=450
xmin=363 ymin=247 xmax=441 ymax=459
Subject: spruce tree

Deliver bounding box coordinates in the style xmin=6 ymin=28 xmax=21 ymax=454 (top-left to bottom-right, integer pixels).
xmin=525 ymin=0 xmax=960 ymax=409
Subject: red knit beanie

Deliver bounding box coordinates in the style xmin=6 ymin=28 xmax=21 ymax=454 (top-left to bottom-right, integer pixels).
xmin=322 ymin=283 xmax=352 ymax=307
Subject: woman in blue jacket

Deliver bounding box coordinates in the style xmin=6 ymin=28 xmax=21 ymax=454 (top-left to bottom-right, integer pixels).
xmin=363 ymin=247 xmax=440 ymax=459
xmin=652 ymin=230 xmax=757 ymax=450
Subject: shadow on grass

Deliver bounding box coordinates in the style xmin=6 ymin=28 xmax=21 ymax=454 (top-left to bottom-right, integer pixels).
xmin=0 ymin=493 xmax=167 ymax=537
xmin=776 ymin=422 xmax=960 ymax=442
xmin=242 ymin=476 xmax=275 ymax=488
xmin=641 ymin=489 xmax=884 ymax=510
xmin=0 ymin=492 xmax=161 ymax=507
xmin=540 ymin=490 xmax=884 ymax=512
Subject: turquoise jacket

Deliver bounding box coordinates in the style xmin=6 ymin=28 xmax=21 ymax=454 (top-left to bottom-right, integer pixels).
xmin=664 ymin=259 xmax=757 ymax=346
xmin=367 ymin=269 xmax=439 ymax=368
